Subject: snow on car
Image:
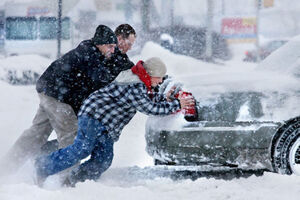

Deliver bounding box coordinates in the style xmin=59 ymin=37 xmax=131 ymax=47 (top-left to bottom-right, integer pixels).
xmin=145 ymin=35 xmax=300 ymax=176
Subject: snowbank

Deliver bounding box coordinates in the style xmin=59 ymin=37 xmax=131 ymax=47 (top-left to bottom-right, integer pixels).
xmin=0 ymin=55 xmax=51 ymax=85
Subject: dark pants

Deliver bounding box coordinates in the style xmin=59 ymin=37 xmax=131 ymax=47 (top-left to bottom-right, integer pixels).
xmin=35 ymin=115 xmax=114 ymax=184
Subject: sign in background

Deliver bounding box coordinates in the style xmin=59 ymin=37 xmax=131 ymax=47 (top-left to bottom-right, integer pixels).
xmin=27 ymin=7 xmax=50 ymax=16
xmin=221 ymin=17 xmax=257 ymax=43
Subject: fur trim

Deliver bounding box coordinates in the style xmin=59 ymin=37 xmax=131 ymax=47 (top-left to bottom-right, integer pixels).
xmin=114 ymin=69 xmax=142 ymax=84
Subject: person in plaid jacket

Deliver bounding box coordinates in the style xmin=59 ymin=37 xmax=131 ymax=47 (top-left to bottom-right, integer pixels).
xmin=34 ymin=57 xmax=195 ymax=187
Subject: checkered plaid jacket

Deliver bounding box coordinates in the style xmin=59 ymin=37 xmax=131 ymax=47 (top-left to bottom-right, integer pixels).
xmin=78 ymin=70 xmax=181 ymax=141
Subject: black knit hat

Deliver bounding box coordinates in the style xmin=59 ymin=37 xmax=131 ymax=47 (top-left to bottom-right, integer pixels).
xmin=92 ymin=25 xmax=118 ymax=45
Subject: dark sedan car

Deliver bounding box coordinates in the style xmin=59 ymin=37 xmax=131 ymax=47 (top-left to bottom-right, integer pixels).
xmin=146 ymin=92 xmax=300 ymax=175
xmin=145 ymin=36 xmax=300 ymax=176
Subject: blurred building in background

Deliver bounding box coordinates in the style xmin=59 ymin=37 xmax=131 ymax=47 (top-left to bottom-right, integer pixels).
xmin=0 ymin=0 xmax=76 ymax=58
xmin=0 ymin=0 xmax=300 ymax=59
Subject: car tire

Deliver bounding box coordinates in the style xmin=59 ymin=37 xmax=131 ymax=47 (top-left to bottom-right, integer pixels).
xmin=272 ymin=116 xmax=300 ymax=175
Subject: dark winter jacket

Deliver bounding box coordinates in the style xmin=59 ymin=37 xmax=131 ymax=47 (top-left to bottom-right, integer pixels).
xmin=78 ymin=68 xmax=181 ymax=142
xmin=36 ymin=40 xmax=134 ymax=114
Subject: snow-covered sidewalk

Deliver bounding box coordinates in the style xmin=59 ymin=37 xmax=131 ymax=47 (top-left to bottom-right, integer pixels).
xmin=0 ymin=42 xmax=299 ymax=200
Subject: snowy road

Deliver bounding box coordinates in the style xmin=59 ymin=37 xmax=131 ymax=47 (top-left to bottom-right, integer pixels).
xmin=0 ymin=42 xmax=299 ymax=199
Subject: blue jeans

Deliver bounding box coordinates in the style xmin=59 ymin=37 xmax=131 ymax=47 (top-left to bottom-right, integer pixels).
xmin=35 ymin=115 xmax=114 ymax=183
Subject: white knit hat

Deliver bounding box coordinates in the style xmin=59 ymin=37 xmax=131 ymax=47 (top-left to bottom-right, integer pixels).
xmin=143 ymin=57 xmax=167 ymax=77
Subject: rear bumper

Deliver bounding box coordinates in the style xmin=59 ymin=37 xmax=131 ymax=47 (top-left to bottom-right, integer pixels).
xmin=146 ymin=119 xmax=279 ymax=171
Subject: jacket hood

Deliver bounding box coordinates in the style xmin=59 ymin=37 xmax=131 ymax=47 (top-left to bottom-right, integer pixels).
xmin=114 ymin=69 xmax=142 ymax=84
xmin=114 ymin=61 xmax=152 ymax=92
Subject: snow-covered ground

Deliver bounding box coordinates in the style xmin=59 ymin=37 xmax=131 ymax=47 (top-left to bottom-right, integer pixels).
xmin=0 ymin=41 xmax=299 ymax=200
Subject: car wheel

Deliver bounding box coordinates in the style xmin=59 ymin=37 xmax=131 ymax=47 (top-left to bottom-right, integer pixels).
xmin=272 ymin=116 xmax=300 ymax=175
xmin=289 ymin=137 xmax=300 ymax=175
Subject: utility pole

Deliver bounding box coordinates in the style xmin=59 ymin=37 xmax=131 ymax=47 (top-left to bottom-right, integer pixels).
xmin=57 ymin=0 xmax=62 ymax=58
xmin=170 ymin=0 xmax=174 ymax=36
xmin=124 ymin=0 xmax=133 ymax=22
xmin=0 ymin=10 xmax=4 ymax=54
xmin=221 ymin=0 xmax=225 ymax=15
xmin=255 ymin=0 xmax=261 ymax=62
xmin=141 ymin=0 xmax=150 ymax=32
xmin=205 ymin=0 xmax=214 ymax=61
xmin=161 ymin=0 xmax=174 ymax=35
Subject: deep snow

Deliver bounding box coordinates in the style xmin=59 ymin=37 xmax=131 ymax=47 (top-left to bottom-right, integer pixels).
xmin=0 ymin=42 xmax=299 ymax=200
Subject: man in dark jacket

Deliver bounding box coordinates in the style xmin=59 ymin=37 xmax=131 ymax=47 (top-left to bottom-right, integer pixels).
xmin=35 ymin=57 xmax=195 ymax=187
xmin=2 ymin=24 xmax=136 ymax=173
